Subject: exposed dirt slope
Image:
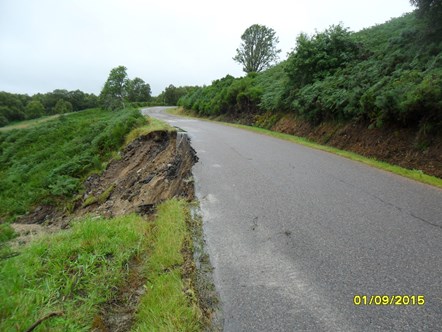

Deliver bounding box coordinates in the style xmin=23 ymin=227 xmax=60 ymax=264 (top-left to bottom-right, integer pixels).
xmin=13 ymin=130 xmax=198 ymax=238
xmin=78 ymin=130 xmax=197 ymax=218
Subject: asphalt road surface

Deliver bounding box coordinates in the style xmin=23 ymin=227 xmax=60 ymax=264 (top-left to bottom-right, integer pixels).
xmin=144 ymin=107 xmax=442 ymax=331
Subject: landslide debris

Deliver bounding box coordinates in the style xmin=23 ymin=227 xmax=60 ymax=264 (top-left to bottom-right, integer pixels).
xmin=13 ymin=130 xmax=198 ymax=237
xmin=77 ymin=130 xmax=198 ymax=218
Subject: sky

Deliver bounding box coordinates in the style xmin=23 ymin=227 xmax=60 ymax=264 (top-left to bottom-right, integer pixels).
xmin=0 ymin=0 xmax=414 ymax=96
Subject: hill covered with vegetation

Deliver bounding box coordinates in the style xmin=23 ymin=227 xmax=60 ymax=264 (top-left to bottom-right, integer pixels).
xmin=0 ymin=108 xmax=145 ymax=220
xmin=180 ymin=12 xmax=441 ymax=132
xmin=178 ymin=11 xmax=442 ymax=177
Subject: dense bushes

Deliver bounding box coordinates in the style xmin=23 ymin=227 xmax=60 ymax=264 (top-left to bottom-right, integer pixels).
xmin=178 ymin=74 xmax=262 ymax=116
xmin=179 ymin=12 xmax=442 ymax=132
xmin=0 ymin=108 xmax=145 ymax=219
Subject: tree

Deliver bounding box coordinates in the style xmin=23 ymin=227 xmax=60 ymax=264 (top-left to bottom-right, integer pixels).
xmin=410 ymin=0 xmax=442 ymax=35
xmin=0 ymin=92 xmax=27 ymax=123
xmin=25 ymin=100 xmax=45 ymax=119
xmin=99 ymin=66 xmax=128 ymax=110
xmin=233 ymin=24 xmax=281 ymax=73
xmin=126 ymin=77 xmax=151 ymax=102
xmin=161 ymin=85 xmax=193 ymax=106
xmin=53 ymin=99 xmax=73 ymax=114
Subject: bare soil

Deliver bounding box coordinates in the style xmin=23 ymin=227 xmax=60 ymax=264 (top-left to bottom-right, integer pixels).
xmin=77 ymin=130 xmax=198 ymax=218
xmin=15 ymin=130 xmax=198 ymax=231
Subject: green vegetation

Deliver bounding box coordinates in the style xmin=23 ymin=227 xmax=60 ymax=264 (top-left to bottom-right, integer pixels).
xmin=233 ymin=24 xmax=281 ymax=73
xmin=133 ymin=199 xmax=202 ymax=331
xmin=0 ymin=89 xmax=98 ymax=127
xmin=0 ymin=108 xmax=145 ymax=220
xmin=99 ymin=66 xmax=152 ymax=110
xmin=156 ymin=84 xmax=195 ymax=106
xmin=0 ymin=213 xmax=151 ymax=331
xmin=124 ymin=116 xmax=175 ymax=145
xmin=410 ymin=0 xmax=442 ymax=35
xmin=179 ymin=11 xmax=442 ymax=135
xmin=126 ymin=118 xmax=176 ymax=145
xmin=0 ymin=200 xmax=202 ymax=331
xmin=169 ymin=107 xmax=442 ymax=189
xmin=0 ymin=114 xmax=69 ymax=132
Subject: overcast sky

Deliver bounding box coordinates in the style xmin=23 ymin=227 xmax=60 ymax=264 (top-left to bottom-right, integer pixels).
xmin=0 ymin=0 xmax=414 ymax=96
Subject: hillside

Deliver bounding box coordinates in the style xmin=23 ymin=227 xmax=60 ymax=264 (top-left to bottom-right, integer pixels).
xmin=0 ymin=109 xmax=214 ymax=331
xmin=178 ymin=12 xmax=442 ymax=178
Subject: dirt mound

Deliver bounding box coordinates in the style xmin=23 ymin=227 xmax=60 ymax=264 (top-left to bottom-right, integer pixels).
xmin=77 ymin=130 xmax=198 ymax=218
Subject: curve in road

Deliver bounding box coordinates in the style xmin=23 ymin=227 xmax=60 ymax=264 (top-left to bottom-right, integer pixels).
xmin=144 ymin=107 xmax=442 ymax=332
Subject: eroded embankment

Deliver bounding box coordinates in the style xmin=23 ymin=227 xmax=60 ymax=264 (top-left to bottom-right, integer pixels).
xmin=8 ymin=129 xmax=218 ymax=331
xmin=13 ymin=130 xmax=198 ymax=234
xmin=77 ymin=130 xmax=198 ymax=218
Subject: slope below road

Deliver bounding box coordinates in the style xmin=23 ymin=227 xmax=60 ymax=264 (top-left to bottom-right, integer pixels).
xmin=144 ymin=107 xmax=442 ymax=331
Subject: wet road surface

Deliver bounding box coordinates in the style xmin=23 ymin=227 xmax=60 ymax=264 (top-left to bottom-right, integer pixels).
xmin=144 ymin=107 xmax=442 ymax=332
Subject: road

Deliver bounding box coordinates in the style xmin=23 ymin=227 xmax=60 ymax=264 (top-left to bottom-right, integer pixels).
xmin=143 ymin=107 xmax=442 ymax=331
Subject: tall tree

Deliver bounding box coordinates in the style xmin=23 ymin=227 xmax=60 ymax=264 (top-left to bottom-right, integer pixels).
xmin=233 ymin=24 xmax=281 ymax=73
xmin=126 ymin=77 xmax=151 ymax=102
xmin=99 ymin=66 xmax=128 ymax=110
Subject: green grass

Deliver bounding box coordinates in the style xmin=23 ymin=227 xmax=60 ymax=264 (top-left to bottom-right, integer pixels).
xmin=0 ymin=200 xmax=202 ymax=331
xmin=125 ymin=117 xmax=176 ymax=145
xmin=168 ymin=108 xmax=442 ymax=189
xmin=0 ymin=108 xmax=146 ymax=220
xmin=133 ymin=199 xmax=202 ymax=332
xmin=0 ymin=213 xmax=153 ymax=331
xmin=125 ymin=116 xmax=175 ymax=145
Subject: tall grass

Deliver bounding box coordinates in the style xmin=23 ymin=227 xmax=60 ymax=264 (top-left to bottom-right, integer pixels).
xmin=0 ymin=200 xmax=203 ymax=331
xmin=0 ymin=214 xmax=152 ymax=331
xmin=133 ymin=199 xmax=202 ymax=332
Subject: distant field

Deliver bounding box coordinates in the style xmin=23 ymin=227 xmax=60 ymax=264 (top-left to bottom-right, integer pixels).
xmin=0 ymin=108 xmax=146 ymax=220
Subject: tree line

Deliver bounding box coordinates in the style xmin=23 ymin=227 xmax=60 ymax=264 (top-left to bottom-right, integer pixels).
xmin=0 ymin=90 xmax=99 ymax=127
xmin=179 ymin=6 xmax=442 ymax=135
xmin=0 ymin=67 xmax=154 ymax=127
xmin=99 ymin=66 xmax=192 ymax=110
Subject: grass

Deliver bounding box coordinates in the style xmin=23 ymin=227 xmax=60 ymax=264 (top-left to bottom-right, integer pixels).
xmin=0 ymin=108 xmax=204 ymax=330
xmin=0 ymin=108 xmax=146 ymax=220
xmin=125 ymin=116 xmax=175 ymax=145
xmin=133 ymin=199 xmax=202 ymax=332
xmin=0 ymin=199 xmax=202 ymax=331
xmin=168 ymin=108 xmax=442 ymax=189
xmin=0 ymin=213 xmax=153 ymax=331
